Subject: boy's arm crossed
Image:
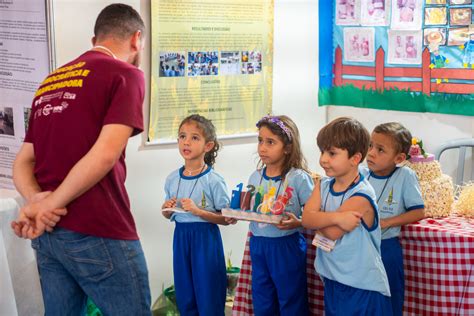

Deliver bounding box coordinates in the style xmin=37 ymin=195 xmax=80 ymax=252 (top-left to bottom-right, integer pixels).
xmin=302 ymin=185 xmax=367 ymax=240
xmin=317 ymin=196 xmax=371 ymax=240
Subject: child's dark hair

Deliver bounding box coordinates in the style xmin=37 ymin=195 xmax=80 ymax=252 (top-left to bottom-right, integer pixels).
xmin=179 ymin=114 xmax=220 ymax=166
xmin=256 ymin=115 xmax=309 ymax=178
xmin=373 ymin=122 xmax=412 ymax=155
xmin=317 ymin=117 xmax=370 ymax=162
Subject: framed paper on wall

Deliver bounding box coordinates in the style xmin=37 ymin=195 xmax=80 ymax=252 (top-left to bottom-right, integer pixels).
xmin=147 ymin=0 xmax=274 ymax=145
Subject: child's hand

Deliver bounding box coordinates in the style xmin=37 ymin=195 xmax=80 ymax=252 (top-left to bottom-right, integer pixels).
xmin=336 ymin=211 xmax=362 ymax=232
xmin=275 ymin=212 xmax=301 ymax=230
xmin=162 ymin=198 xmax=177 ymax=209
xmin=162 ymin=210 xmax=174 ymax=219
xmin=224 ymin=217 xmax=238 ymax=225
xmin=180 ymin=198 xmax=203 ymax=216
xmin=380 ymin=218 xmax=391 ymax=229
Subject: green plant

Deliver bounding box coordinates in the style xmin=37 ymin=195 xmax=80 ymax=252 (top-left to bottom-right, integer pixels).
xmin=226 ymin=250 xmax=233 ymax=270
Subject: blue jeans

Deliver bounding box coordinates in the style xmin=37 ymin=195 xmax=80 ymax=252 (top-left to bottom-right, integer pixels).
xmin=31 ymin=227 xmax=151 ymax=315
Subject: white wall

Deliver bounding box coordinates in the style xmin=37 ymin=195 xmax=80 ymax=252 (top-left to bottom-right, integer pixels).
xmin=54 ymin=0 xmax=322 ymax=300
xmin=52 ymin=0 xmax=473 ymax=303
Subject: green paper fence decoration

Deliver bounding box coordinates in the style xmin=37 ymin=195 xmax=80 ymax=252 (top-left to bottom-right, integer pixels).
xmin=320 ymin=46 xmax=474 ymax=116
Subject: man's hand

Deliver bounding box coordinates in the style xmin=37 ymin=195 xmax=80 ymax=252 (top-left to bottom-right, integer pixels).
xmin=11 ymin=191 xmax=67 ymax=239
xmin=41 ymin=208 xmax=68 ymax=232
xmin=11 ymin=209 xmax=32 ymax=238
xmin=30 ymin=191 xmax=66 ymax=232
xmin=11 ymin=207 xmax=45 ymax=239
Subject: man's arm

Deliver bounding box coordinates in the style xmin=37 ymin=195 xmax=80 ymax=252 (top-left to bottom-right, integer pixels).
xmin=22 ymin=123 xmax=134 ymax=217
xmin=12 ymin=144 xmax=66 ymax=238
xmin=13 ymin=143 xmax=41 ymax=202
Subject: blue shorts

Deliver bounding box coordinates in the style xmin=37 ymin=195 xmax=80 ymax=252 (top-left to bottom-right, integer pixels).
xmin=250 ymin=232 xmax=309 ymax=316
xmin=173 ymin=222 xmax=226 ymax=316
xmin=323 ymin=277 xmax=393 ymax=316
xmin=381 ymin=237 xmax=405 ymax=316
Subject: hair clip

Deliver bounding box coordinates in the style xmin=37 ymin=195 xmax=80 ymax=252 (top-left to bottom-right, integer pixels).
xmin=256 ymin=115 xmax=292 ymax=141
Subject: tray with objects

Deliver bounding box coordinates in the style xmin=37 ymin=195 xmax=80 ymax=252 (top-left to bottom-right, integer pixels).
xmin=222 ymin=181 xmax=294 ymax=224
xmin=162 ymin=207 xmax=188 ymax=214
xmin=221 ymin=208 xmax=283 ymax=224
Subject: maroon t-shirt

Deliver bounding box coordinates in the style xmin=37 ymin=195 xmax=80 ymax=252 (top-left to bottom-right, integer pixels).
xmin=25 ymin=51 xmax=144 ymax=240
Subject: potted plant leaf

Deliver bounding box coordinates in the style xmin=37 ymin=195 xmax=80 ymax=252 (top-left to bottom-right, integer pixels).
xmin=226 ymin=251 xmax=240 ymax=297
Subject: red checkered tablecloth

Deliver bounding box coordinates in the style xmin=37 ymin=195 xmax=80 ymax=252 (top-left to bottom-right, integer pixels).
xmin=400 ymin=216 xmax=474 ymax=316
xmin=232 ymin=216 xmax=474 ymax=316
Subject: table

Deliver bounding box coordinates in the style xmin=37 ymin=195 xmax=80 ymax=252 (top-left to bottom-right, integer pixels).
xmin=401 ymin=216 xmax=474 ymax=315
xmin=232 ymin=216 xmax=474 ymax=315
xmin=0 ymin=189 xmax=44 ymax=316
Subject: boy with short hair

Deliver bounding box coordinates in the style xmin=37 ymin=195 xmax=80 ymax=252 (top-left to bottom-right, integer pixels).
xmin=303 ymin=117 xmax=392 ymax=316
xmin=364 ymin=122 xmax=425 ymax=316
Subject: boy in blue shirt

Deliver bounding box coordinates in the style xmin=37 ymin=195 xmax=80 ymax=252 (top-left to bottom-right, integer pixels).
xmin=364 ymin=122 xmax=425 ymax=316
xmin=303 ymin=117 xmax=392 ymax=316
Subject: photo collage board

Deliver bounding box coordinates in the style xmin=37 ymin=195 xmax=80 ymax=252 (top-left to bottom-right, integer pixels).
xmin=318 ymin=0 xmax=474 ymax=116
xmin=335 ymin=0 xmax=474 ymax=66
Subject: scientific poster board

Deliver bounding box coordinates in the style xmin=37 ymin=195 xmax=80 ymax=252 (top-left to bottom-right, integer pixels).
xmin=0 ymin=0 xmax=53 ymax=189
xmin=148 ymin=0 xmax=274 ymax=144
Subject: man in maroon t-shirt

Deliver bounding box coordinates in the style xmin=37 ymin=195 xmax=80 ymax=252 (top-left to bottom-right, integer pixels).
xmin=11 ymin=4 xmax=151 ymax=315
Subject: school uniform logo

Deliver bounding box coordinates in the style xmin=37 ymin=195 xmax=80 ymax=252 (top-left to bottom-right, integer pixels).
xmin=201 ymin=192 xmax=208 ymax=208
xmin=384 ymin=189 xmax=398 ymax=206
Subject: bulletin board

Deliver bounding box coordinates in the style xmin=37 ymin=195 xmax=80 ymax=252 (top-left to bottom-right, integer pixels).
xmin=147 ymin=0 xmax=274 ymax=145
xmin=0 ymin=0 xmax=54 ymax=189
xmin=319 ymin=0 xmax=474 ymax=116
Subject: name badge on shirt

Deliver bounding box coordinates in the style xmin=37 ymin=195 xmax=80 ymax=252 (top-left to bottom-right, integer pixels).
xmin=312 ymin=232 xmax=336 ymax=252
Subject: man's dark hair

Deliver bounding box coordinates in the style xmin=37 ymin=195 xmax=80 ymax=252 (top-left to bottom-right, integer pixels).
xmin=94 ymin=3 xmax=145 ymax=40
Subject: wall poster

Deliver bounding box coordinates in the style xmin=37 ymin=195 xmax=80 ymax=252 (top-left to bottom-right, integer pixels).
xmin=148 ymin=0 xmax=274 ymax=144
xmin=0 ymin=0 xmax=53 ymax=189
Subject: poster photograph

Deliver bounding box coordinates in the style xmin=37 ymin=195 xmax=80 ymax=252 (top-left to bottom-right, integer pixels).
xmin=424 ymin=28 xmax=447 ymax=46
xmin=361 ymin=0 xmax=389 ymax=26
xmin=343 ymin=27 xmax=375 ymax=62
xmin=336 ymin=0 xmax=361 ymax=25
xmin=449 ymin=8 xmax=472 ymax=26
xmin=388 ymin=30 xmax=423 ymax=64
xmin=391 ymin=0 xmax=423 ymax=30
xmin=424 ymin=7 xmax=447 ymax=26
